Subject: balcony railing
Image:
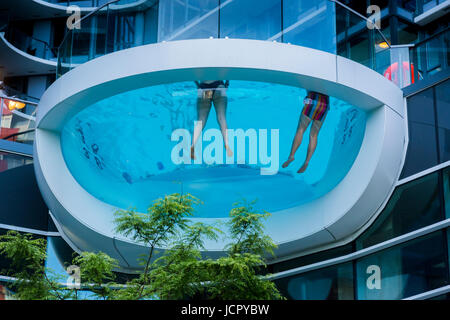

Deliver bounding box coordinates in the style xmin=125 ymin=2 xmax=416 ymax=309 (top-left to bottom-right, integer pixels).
xmin=2 ymin=26 xmax=57 ymax=61
xmin=56 ymin=0 xmax=448 ymax=89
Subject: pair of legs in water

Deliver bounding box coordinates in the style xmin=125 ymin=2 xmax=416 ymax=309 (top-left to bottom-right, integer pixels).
xmin=191 ymin=83 xmax=233 ymax=159
xmin=282 ymin=113 xmax=326 ymax=173
xmin=283 ymin=91 xmax=329 ymax=173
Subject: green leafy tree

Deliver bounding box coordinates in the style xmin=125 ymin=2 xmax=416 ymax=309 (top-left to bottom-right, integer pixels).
xmin=113 ymin=195 xmax=283 ymax=300
xmin=0 ymin=194 xmax=283 ymax=300
xmin=0 ymin=231 xmax=119 ymax=300
xmin=0 ymin=231 xmax=70 ymax=300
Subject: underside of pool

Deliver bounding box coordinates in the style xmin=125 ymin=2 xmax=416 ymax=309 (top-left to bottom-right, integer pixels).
xmin=60 ymin=81 xmax=366 ymax=218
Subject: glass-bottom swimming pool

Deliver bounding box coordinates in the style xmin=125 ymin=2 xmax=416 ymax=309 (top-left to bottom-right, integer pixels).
xmin=61 ymin=81 xmax=366 ymax=218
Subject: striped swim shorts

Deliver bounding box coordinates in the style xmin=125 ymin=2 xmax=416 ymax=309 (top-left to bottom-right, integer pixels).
xmin=301 ymin=91 xmax=330 ymax=121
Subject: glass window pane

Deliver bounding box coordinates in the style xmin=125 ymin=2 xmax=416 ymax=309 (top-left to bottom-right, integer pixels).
xmin=445 ymin=167 xmax=450 ymax=219
xmin=356 ymin=231 xmax=448 ymax=300
xmin=401 ymin=87 xmax=438 ymax=178
xmin=270 ymin=244 xmax=353 ymax=273
xmin=0 ymin=152 xmax=32 ymax=173
xmin=436 ymin=79 xmax=450 ymax=163
xmin=157 ymin=0 xmax=219 ymax=41
xmin=0 ymin=159 xmax=49 ymax=230
xmin=282 ymin=0 xmax=336 ymax=54
xmin=219 ymin=0 xmax=281 ymax=41
xmin=275 ymin=262 xmax=354 ymax=300
xmin=356 ymin=172 xmax=443 ymax=250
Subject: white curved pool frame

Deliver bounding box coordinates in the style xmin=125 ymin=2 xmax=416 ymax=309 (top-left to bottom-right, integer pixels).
xmin=34 ymin=39 xmax=406 ymax=272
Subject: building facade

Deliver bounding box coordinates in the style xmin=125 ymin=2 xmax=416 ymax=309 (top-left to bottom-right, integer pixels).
xmin=0 ymin=0 xmax=449 ymax=299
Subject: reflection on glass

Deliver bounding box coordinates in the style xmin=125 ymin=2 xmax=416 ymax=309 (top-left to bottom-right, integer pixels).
xmin=270 ymin=243 xmax=353 ymax=273
xmin=356 ymin=172 xmax=443 ymax=250
xmin=157 ymin=0 xmax=219 ymax=41
xmin=275 ymin=262 xmax=354 ymax=300
xmin=219 ymin=0 xmax=281 ymax=41
xmin=0 ymin=152 xmax=32 ymax=173
xmin=444 ymin=168 xmax=450 ymax=219
xmin=0 ymin=98 xmax=36 ymax=144
xmin=356 ymin=232 xmax=448 ymax=300
xmin=282 ymin=0 xmax=336 ymax=53
xmin=436 ymin=79 xmax=450 ymax=163
xmin=401 ymin=88 xmax=439 ymax=178
xmin=61 ymin=81 xmax=366 ymax=218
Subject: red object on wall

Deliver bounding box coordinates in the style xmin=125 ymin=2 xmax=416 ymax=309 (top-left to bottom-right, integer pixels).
xmin=0 ymin=127 xmax=19 ymax=141
xmin=383 ymin=62 xmax=416 ymax=86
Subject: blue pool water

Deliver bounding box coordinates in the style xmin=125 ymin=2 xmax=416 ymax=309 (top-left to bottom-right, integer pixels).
xmin=61 ymin=81 xmax=366 ymax=218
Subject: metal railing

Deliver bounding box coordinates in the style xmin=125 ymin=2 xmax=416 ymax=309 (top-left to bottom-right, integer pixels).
xmin=2 ymin=26 xmax=57 ymax=61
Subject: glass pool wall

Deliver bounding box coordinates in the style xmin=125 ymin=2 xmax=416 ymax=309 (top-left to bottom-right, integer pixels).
xmin=61 ymin=81 xmax=366 ymax=218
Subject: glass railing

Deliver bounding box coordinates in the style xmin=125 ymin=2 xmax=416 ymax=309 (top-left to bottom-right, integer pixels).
xmin=0 ymin=87 xmax=38 ymax=145
xmin=2 ymin=26 xmax=57 ymax=61
xmin=57 ymin=0 xmax=134 ymax=77
xmin=56 ymin=0 xmax=444 ymax=89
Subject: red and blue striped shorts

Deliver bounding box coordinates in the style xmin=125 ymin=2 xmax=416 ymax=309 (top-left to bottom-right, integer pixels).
xmin=301 ymin=91 xmax=330 ymax=121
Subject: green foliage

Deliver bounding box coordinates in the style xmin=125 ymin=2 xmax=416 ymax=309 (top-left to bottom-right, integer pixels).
xmin=0 ymin=194 xmax=284 ymax=300
xmin=0 ymin=231 xmax=70 ymax=300
xmin=72 ymin=252 xmax=118 ymax=300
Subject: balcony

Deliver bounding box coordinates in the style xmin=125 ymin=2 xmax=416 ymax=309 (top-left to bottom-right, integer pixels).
xmin=56 ymin=0 xmax=449 ymax=89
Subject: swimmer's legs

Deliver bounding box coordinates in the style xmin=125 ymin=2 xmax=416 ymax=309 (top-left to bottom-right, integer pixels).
xmin=282 ymin=114 xmax=311 ymax=168
xmin=298 ymin=119 xmax=324 ymax=173
xmin=213 ymin=90 xmax=233 ymax=157
xmin=191 ymin=97 xmax=212 ymax=159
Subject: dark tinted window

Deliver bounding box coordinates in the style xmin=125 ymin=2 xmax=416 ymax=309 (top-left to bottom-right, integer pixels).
xmin=401 ymin=87 xmax=438 ymax=178
xmin=356 ymin=231 xmax=449 ymax=299
xmin=436 ymin=79 xmax=450 ymax=163
xmin=275 ymin=262 xmax=354 ymax=300
xmin=356 ymin=172 xmax=443 ymax=249
xmin=0 ymin=163 xmax=49 ymax=231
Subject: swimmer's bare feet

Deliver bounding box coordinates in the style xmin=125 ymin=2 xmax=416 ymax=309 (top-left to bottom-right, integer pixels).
xmin=190 ymin=146 xmax=196 ymax=160
xmin=225 ymin=145 xmax=233 ymax=157
xmin=282 ymin=157 xmax=295 ymax=168
xmin=297 ymin=162 xmax=309 ymax=173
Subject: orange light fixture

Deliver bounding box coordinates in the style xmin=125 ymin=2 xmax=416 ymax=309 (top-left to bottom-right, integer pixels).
xmin=6 ymin=99 xmax=26 ymax=111
xmin=377 ymin=41 xmax=390 ymax=49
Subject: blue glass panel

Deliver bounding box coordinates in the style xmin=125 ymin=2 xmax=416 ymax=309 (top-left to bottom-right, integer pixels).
xmin=157 ymin=0 xmax=219 ymax=41
xmin=219 ymin=0 xmax=281 ymax=41
xmin=444 ymin=167 xmax=450 ymax=219
xmin=282 ymin=0 xmax=336 ymax=54
xmin=401 ymin=87 xmax=438 ymax=178
xmin=275 ymin=262 xmax=354 ymax=300
xmin=436 ymin=79 xmax=450 ymax=163
xmin=356 ymin=232 xmax=448 ymax=300
xmin=356 ymin=172 xmax=443 ymax=250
